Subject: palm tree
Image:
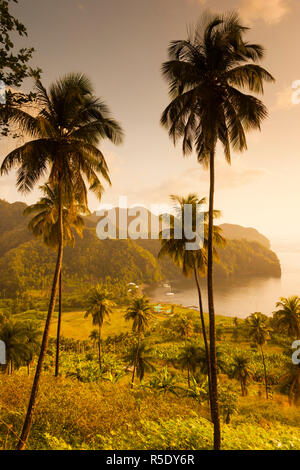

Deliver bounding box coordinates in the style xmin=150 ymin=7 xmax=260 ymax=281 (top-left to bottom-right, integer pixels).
xmin=176 ymin=315 xmax=194 ymax=344
xmin=247 ymin=312 xmax=270 ymax=399
xmin=177 ymin=343 xmax=201 ymax=387
xmin=22 ymin=321 xmax=41 ymax=375
xmin=161 ymin=12 xmax=274 ymax=448
xmin=125 ymin=296 xmax=153 ymax=387
xmin=198 ymin=346 xmax=226 ymax=377
xmin=280 ymin=362 xmax=300 ymax=405
xmin=0 ymin=321 xmax=27 ymax=374
xmin=123 ymin=342 xmax=155 ymax=382
xmin=85 ymin=286 xmax=115 ymax=369
xmin=230 ymin=354 xmax=252 ymax=396
xmin=23 ymin=183 xmax=88 ymax=377
xmin=232 ymin=317 xmax=240 ymax=342
xmin=158 ymin=193 xmax=225 ymax=405
xmin=0 ymin=73 xmax=123 ymax=449
xmin=89 ymin=329 xmax=100 ymax=352
xmin=273 ymin=296 xmax=300 ymax=339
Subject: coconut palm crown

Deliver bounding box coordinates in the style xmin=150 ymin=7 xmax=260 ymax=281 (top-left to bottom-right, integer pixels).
xmin=161 ymin=12 xmax=274 ymax=165
xmin=1 ymin=73 xmax=124 ymax=202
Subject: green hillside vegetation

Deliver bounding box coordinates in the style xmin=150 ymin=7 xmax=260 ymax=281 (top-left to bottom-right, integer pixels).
xmin=0 ymin=200 xmax=32 ymax=256
xmin=0 ymin=231 xmax=162 ymax=297
xmin=219 ymin=224 xmax=271 ymax=249
xmin=0 ymin=200 xmax=281 ymax=298
xmin=214 ymin=239 xmax=281 ymax=278
xmin=0 ymin=200 xmax=28 ymax=232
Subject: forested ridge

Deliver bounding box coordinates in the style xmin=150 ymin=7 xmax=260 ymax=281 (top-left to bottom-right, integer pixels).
xmin=0 ymin=200 xmax=281 ymax=297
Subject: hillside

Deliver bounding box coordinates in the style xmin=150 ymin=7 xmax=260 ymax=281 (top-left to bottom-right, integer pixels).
xmin=0 ymin=199 xmax=32 ymax=256
xmin=136 ymin=238 xmax=281 ymax=282
xmin=0 ymin=200 xmax=281 ymax=296
xmin=0 ymin=229 xmax=162 ymax=296
xmin=219 ymin=223 xmax=271 ymax=249
xmin=0 ymin=199 xmax=28 ymax=233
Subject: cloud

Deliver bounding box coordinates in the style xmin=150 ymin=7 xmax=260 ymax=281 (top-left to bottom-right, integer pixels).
xmin=122 ymin=159 xmax=266 ymax=209
xmin=186 ymin=0 xmax=207 ymax=4
xmin=276 ymin=85 xmax=294 ymax=109
xmin=239 ymin=0 xmax=290 ymax=25
xmin=184 ymin=0 xmax=290 ymax=25
xmin=104 ymin=151 xmax=122 ymax=175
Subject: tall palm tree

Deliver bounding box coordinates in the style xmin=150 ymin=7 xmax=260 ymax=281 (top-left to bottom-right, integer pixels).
xmin=0 ymin=73 xmax=123 ymax=449
xmin=273 ymin=296 xmax=300 ymax=339
xmin=23 ymin=183 xmax=89 ymax=377
xmin=123 ymin=341 xmax=155 ymax=382
xmin=85 ymin=286 xmax=115 ymax=369
xmin=125 ymin=296 xmax=153 ymax=387
xmin=247 ymin=312 xmax=270 ymax=399
xmin=177 ymin=343 xmax=201 ymax=387
xmin=158 ymin=193 xmax=225 ymax=406
xmin=161 ymin=12 xmax=274 ymax=448
xmin=230 ymin=354 xmax=252 ymax=396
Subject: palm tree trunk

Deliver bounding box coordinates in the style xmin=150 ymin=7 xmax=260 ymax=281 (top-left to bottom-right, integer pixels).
xmin=131 ymin=333 xmax=140 ymax=388
xmin=260 ymin=345 xmax=268 ymax=399
xmin=98 ymin=324 xmax=102 ymax=369
xmin=207 ymin=148 xmax=221 ymax=450
xmin=187 ymin=365 xmax=190 ymax=388
xmin=194 ymin=267 xmax=212 ymax=401
xmin=55 ymin=271 xmax=62 ymax=377
xmin=17 ymin=184 xmax=64 ymax=450
xmin=289 ymin=379 xmax=296 ymax=405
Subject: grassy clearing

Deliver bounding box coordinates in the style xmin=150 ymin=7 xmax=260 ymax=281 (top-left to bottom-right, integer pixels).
xmin=14 ymin=303 xmax=233 ymax=341
xmin=15 ymin=307 xmax=130 ymax=340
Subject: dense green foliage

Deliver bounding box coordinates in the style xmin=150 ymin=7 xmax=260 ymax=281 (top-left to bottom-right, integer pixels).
xmin=0 ymin=230 xmax=162 ymax=296
xmin=0 ymin=0 xmax=41 ymax=137
xmin=0 ymin=300 xmax=299 ymax=450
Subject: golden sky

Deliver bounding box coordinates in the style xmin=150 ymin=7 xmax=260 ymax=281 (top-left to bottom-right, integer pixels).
xmin=1 ymin=0 xmax=300 ymax=243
